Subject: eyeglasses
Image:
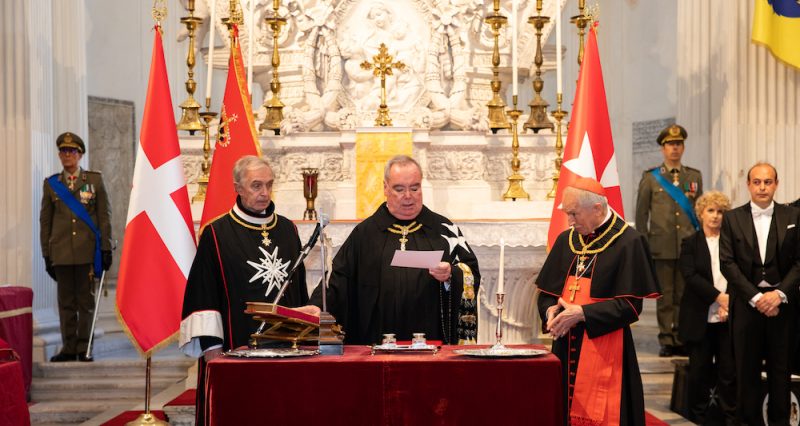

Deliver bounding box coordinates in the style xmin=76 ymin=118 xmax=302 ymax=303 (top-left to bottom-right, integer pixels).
xmin=59 ymin=147 xmax=80 ymax=155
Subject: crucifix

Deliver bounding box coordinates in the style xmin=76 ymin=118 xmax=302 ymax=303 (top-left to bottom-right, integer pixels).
xmin=567 ymin=280 xmax=581 ymax=303
xmin=361 ymin=43 xmax=406 ymax=127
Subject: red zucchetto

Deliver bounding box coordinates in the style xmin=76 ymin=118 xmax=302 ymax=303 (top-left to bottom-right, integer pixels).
xmin=568 ymin=177 xmax=606 ymax=196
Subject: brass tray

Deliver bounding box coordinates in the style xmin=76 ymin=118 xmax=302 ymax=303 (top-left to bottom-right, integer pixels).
xmin=453 ymin=348 xmax=548 ymax=358
xmin=225 ymin=348 xmax=319 ymax=358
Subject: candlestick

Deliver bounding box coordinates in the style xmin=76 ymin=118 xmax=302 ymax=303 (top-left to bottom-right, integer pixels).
xmin=492 ymin=292 xmax=506 ymax=351
xmin=556 ymin=1 xmax=563 ymax=93
xmin=177 ymin=0 xmax=204 ymax=134
xmin=511 ymin=0 xmax=518 ymax=96
xmin=523 ymin=1 xmax=553 ymax=134
xmin=485 ymin=1 xmax=510 ymax=133
xmin=498 ymin=238 xmax=505 ymax=294
xmin=205 ymin=0 xmax=216 ymax=108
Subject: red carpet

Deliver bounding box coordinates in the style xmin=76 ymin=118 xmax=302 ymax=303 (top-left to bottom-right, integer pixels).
xmin=164 ymin=389 xmax=195 ymax=407
xmin=645 ymin=410 xmax=669 ymax=426
xmin=100 ymin=410 xmax=166 ymax=426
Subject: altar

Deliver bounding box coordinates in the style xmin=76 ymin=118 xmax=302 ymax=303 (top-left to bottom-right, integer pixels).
xmin=203 ymin=345 xmax=563 ymax=426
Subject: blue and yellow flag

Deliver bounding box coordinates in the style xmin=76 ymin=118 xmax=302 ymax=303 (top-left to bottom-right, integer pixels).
xmin=752 ymin=0 xmax=800 ymax=69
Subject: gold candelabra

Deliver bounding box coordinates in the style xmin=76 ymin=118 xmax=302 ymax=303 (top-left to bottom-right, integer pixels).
xmin=260 ymin=0 xmax=286 ymax=135
xmin=177 ymin=0 xmax=204 ymax=134
xmin=502 ymin=96 xmax=529 ymax=200
xmin=361 ymin=43 xmax=405 ymax=127
xmin=193 ymin=111 xmax=218 ymax=203
xmin=571 ymin=0 xmax=590 ymax=66
xmin=222 ymin=0 xmax=243 ymax=44
xmin=547 ymin=93 xmax=568 ymax=199
xmin=523 ymin=0 xmax=554 ymax=134
xmin=485 ymin=0 xmax=510 ymax=134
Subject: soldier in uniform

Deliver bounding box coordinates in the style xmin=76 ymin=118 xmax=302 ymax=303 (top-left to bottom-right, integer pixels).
xmin=635 ymin=124 xmax=703 ymax=357
xmin=40 ymin=132 xmax=112 ymax=362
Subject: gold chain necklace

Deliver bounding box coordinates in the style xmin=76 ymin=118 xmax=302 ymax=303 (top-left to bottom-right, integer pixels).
xmin=229 ymin=211 xmax=278 ymax=247
xmin=568 ymin=215 xmax=628 ymax=274
xmin=387 ymin=222 xmax=423 ymax=251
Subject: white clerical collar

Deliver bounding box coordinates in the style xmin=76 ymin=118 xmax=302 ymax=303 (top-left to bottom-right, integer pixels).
xmin=232 ymin=203 xmax=274 ymax=225
xmin=750 ymin=200 xmax=775 ymax=217
xmin=591 ymin=209 xmax=613 ymax=234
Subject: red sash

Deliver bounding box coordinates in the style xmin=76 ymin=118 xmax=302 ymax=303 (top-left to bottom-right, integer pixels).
xmin=561 ymin=275 xmax=623 ymax=426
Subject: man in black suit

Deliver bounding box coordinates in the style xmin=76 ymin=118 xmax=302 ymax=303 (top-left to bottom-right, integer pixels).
xmin=720 ymin=162 xmax=800 ymax=425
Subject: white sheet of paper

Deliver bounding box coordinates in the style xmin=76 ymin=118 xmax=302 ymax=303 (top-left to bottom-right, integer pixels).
xmin=390 ymin=250 xmax=444 ymax=269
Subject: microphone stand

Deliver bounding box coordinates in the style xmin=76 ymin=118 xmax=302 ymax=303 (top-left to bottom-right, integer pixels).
xmin=253 ymin=214 xmax=329 ymax=336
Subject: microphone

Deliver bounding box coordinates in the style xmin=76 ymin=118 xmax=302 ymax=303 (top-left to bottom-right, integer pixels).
xmin=302 ymin=213 xmax=330 ymax=253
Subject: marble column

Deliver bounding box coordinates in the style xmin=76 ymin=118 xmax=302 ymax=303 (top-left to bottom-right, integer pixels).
xmin=678 ymin=0 xmax=800 ymax=204
xmin=0 ymin=0 xmax=88 ymax=360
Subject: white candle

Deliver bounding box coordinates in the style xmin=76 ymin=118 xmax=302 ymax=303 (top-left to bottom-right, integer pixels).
xmin=205 ymin=0 xmax=216 ymax=104
xmin=555 ymin=1 xmax=563 ymax=94
xmin=511 ymin=0 xmax=518 ymax=97
xmin=498 ymin=238 xmax=505 ymax=294
xmin=247 ymin=0 xmax=255 ymax=95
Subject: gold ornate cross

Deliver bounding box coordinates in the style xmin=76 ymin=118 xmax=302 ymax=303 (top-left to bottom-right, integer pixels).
xmin=567 ymin=280 xmax=581 ymax=303
xmin=361 ymin=43 xmax=406 ymax=127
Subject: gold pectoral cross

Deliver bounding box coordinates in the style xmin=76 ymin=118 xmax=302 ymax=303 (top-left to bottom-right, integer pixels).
xmin=361 ymin=43 xmax=406 ymax=127
xmin=388 ymin=222 xmax=422 ymax=252
xmin=567 ymin=280 xmax=581 ymax=303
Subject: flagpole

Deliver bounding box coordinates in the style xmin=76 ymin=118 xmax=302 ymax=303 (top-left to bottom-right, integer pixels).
xmin=126 ymin=356 xmax=167 ymax=426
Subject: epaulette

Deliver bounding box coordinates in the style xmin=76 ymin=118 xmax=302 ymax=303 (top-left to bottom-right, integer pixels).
xmin=47 ymin=173 xmax=60 ymax=179
xmin=643 ymin=166 xmax=658 ymax=174
xmin=83 ymin=170 xmax=102 ymax=175
xmin=683 ymin=166 xmax=701 ymax=173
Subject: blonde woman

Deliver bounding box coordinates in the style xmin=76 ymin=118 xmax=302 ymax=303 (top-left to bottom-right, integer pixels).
xmin=678 ymin=191 xmax=735 ymax=424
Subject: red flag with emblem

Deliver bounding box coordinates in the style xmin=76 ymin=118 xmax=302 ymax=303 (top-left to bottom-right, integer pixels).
xmin=116 ymin=26 xmax=197 ymax=355
xmin=199 ymin=25 xmax=261 ymax=232
xmin=547 ymin=22 xmax=624 ymax=249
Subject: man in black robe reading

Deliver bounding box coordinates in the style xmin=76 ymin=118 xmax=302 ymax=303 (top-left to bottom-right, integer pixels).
xmin=309 ymin=155 xmax=480 ymax=345
xmin=537 ymin=177 xmax=660 ymax=425
xmin=180 ymin=155 xmax=316 ymax=361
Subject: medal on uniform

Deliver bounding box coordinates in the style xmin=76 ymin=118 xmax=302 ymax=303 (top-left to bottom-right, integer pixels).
xmin=67 ymin=175 xmax=76 ymax=190
xmin=230 ymin=211 xmax=278 ymax=248
xmin=388 ymin=222 xmax=423 ymax=251
xmin=576 ymin=255 xmax=588 ymax=275
xmin=671 ymin=169 xmax=680 ymax=186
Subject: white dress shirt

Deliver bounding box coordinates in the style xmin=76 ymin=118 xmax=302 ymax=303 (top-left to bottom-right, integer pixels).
xmin=748 ymin=201 xmax=786 ymax=306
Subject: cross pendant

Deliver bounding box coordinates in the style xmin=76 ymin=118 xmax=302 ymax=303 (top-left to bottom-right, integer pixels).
xmin=261 ymin=230 xmax=271 ymax=247
xmin=399 ymin=229 xmax=408 ymax=251
xmin=576 ymin=256 xmax=587 ymax=274
xmin=568 ymin=281 xmax=581 ymax=303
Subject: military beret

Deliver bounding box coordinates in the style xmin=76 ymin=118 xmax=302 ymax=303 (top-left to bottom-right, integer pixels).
xmin=56 ymin=132 xmax=85 ymax=153
xmin=657 ymin=124 xmax=687 ymax=146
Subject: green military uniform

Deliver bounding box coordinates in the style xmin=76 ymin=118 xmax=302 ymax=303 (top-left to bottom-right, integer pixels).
xmin=635 ymin=125 xmax=702 ymax=352
xmin=40 ymin=133 xmax=112 ymax=361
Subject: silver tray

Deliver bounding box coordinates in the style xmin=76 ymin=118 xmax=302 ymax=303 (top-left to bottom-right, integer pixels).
xmin=224 ymin=348 xmax=319 ymax=358
xmin=453 ymin=348 xmax=548 ymax=358
xmin=370 ymin=344 xmax=439 ymax=355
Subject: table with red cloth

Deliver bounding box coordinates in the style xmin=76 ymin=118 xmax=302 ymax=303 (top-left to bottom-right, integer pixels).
xmin=0 ymin=346 xmax=31 ymax=426
xmin=0 ymin=286 xmax=33 ymax=396
xmin=204 ymin=345 xmax=563 ymax=426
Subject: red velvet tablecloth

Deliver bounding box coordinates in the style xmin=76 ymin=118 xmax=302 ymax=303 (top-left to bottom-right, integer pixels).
xmin=0 ymin=286 xmax=33 ymax=395
xmin=205 ymin=345 xmax=562 ymax=426
xmin=0 ymin=355 xmax=31 ymax=426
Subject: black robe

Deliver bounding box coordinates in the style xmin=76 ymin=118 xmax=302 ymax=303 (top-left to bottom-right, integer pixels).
xmin=180 ymin=204 xmax=308 ymax=357
xmin=536 ymin=214 xmax=660 ymax=425
xmin=310 ymin=203 xmax=480 ymax=345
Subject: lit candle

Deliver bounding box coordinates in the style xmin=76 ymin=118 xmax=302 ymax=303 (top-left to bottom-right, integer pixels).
xmin=511 ymin=0 xmax=518 ymax=97
xmin=555 ymin=0 xmax=563 ymax=94
xmin=247 ymin=0 xmax=255 ymax=95
xmin=205 ymin=0 xmax=216 ymax=105
xmin=498 ymin=238 xmax=505 ymax=294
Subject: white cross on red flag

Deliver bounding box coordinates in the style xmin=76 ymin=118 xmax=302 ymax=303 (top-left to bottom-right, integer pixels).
xmin=116 ymin=26 xmax=197 ymax=356
xmin=547 ymin=22 xmax=625 ymax=249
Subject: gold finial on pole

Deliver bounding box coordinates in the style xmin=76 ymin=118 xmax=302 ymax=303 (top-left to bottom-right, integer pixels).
xmin=193 ymin=110 xmax=219 ymax=203
xmin=152 ymin=0 xmax=167 ymax=27
xmin=177 ymin=0 xmax=204 ymax=135
xmin=523 ymin=0 xmax=554 ymax=134
xmin=485 ymin=0 xmax=510 ymax=134
xmin=502 ymin=96 xmax=529 ymax=201
xmin=222 ymin=0 xmax=243 ymax=39
xmin=259 ymin=0 xmax=287 ymax=135
xmin=360 ymin=43 xmax=406 ymax=127
xmin=547 ymin=93 xmax=569 ymax=199
xmin=571 ymin=0 xmax=590 ymax=66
